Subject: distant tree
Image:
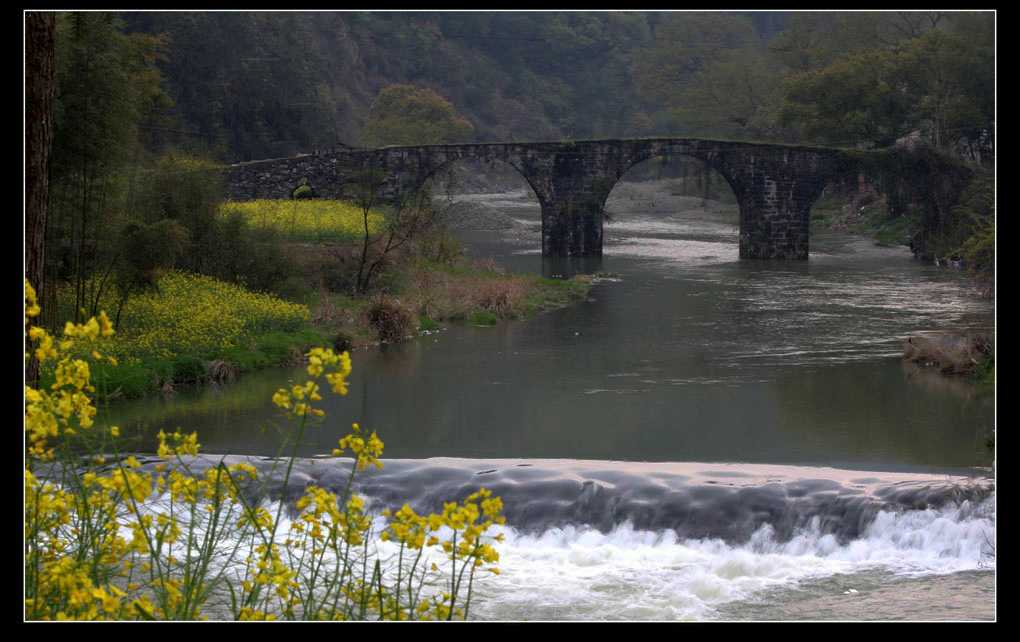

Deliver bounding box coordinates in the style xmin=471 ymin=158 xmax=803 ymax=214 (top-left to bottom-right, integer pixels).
xmin=362 ymin=84 xmax=474 ymax=147
xmin=634 ymin=13 xmax=757 ymax=102
xmin=130 ymin=154 xmax=223 ymax=274
xmin=346 ymin=168 xmax=445 ymax=295
xmin=896 ymin=30 xmax=993 ymax=152
xmin=110 ymin=218 xmax=189 ymax=329
xmin=769 ymin=13 xmax=893 ymax=72
xmin=48 ymin=12 xmax=169 ymax=324
xmin=632 ymin=13 xmax=763 ymax=137
xmin=780 ymin=48 xmax=913 ymax=147
xmin=780 ymin=28 xmax=992 ymax=151
xmin=665 ymin=45 xmax=786 ymax=140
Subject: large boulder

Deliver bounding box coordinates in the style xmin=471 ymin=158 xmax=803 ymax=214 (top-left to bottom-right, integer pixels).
xmin=903 ymin=332 xmax=993 ymax=375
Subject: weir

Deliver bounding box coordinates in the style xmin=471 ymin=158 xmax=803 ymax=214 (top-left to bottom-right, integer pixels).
xmin=102 ymin=455 xmax=994 ymax=545
xmin=223 ymin=138 xmax=859 ymax=260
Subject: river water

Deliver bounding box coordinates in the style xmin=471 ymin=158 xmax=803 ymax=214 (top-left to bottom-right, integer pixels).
xmin=101 ymin=181 xmax=996 ymax=621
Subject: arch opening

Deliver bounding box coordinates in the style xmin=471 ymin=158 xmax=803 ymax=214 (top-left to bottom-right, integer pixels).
xmin=417 ymin=158 xmax=546 ymax=265
xmin=601 ymin=154 xmax=742 ymax=263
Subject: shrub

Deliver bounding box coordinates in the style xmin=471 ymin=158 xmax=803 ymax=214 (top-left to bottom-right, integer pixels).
xmin=469 ymin=311 xmax=498 ymax=327
xmin=367 ymin=298 xmax=413 ymax=343
xmin=292 ymin=184 xmax=315 ymax=199
xmin=169 ymin=354 xmax=206 ymax=383
xmin=333 ymin=331 xmax=354 ymax=353
xmin=418 ymin=316 xmax=440 ymax=333
xmin=417 ymin=226 xmax=464 ymax=267
xmin=472 ymin=279 xmax=525 ymax=318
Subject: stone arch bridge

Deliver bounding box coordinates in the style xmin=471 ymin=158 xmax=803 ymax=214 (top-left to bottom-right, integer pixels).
xmin=224 ymin=138 xmax=862 ymax=259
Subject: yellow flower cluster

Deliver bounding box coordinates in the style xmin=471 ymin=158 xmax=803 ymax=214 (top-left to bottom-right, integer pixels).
xmin=220 ymin=199 xmax=384 ymax=242
xmin=24 ymin=280 xmax=115 ymax=459
xmin=156 ymin=429 xmax=201 ymax=458
xmin=290 ymin=486 xmax=371 ymax=550
xmin=332 ymin=423 xmax=385 ymax=471
xmin=92 ymin=271 xmax=308 ymax=362
xmin=27 ymin=459 xmax=157 ymax=620
xmin=380 ymin=489 xmax=504 ymax=568
xmin=272 ymin=346 xmax=353 ymax=418
xmin=25 ymin=281 xmax=506 ymax=620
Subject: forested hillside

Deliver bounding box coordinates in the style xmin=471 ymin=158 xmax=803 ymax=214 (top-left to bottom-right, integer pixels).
xmin=119 ymin=11 xmax=993 ymax=162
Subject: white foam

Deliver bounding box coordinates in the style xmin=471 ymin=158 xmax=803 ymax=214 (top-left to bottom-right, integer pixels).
xmin=97 ymin=487 xmax=994 ymax=621
xmin=468 ymin=496 xmax=995 ymax=620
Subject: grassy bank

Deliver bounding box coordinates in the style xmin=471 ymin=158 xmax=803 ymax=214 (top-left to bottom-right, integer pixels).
xmin=307 ymin=258 xmax=594 ymax=349
xmin=78 ymin=262 xmax=592 ymax=398
xmin=53 ymin=271 xmax=330 ymax=400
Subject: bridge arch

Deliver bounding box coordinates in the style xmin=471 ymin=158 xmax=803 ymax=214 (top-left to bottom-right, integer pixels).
xmin=612 ymin=143 xmax=746 ymax=209
xmin=603 ymin=152 xmax=741 ymax=214
xmin=420 ymin=156 xmax=546 ymax=212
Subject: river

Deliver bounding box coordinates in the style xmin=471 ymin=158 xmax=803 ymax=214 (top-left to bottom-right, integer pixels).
xmin=101 ymin=180 xmax=996 ymax=620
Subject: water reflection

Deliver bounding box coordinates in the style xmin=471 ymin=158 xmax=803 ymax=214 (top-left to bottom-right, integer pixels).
xmin=541 ymin=255 xmax=604 ymax=279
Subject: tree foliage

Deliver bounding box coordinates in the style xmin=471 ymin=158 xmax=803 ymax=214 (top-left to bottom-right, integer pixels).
xmin=46 ymin=12 xmax=170 ymax=326
xmin=780 ymin=48 xmax=913 ymax=147
xmin=362 ymin=84 xmax=474 ymax=147
xmin=779 ymin=15 xmax=993 ymax=151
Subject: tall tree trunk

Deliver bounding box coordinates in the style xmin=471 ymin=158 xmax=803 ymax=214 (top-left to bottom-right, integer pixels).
xmin=25 ymin=12 xmax=56 ymax=386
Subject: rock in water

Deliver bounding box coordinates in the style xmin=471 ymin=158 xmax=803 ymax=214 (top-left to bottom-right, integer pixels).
xmin=903 ymin=332 xmax=993 ymax=374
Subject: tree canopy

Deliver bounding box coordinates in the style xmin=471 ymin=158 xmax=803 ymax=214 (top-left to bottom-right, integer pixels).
xmin=362 ymin=84 xmax=474 ymax=147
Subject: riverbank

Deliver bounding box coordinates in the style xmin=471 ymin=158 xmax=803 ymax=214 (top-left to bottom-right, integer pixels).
xmin=809 ymin=187 xmax=994 ymax=298
xmin=810 ymin=189 xmax=994 ymax=395
xmin=306 ymin=258 xmax=594 ymax=350
xmin=68 ymin=259 xmax=592 ymax=401
xmin=810 ymin=190 xmax=915 ymax=248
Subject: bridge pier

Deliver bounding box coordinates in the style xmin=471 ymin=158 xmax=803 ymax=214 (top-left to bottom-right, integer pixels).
xmin=530 ymin=150 xmax=618 ymax=258
xmin=728 ymin=152 xmax=830 ymax=260
xmin=540 ymin=195 xmax=608 ymax=257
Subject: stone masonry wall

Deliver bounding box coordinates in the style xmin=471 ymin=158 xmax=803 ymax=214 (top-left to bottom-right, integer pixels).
xmin=223 ymin=139 xmax=851 ymax=259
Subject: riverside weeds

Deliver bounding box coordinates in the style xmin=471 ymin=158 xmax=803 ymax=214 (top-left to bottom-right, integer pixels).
xmin=25 ymin=279 xmax=505 ymax=620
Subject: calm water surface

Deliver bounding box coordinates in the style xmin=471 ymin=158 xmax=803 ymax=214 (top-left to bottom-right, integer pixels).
xmin=104 ymin=187 xmax=994 ymax=473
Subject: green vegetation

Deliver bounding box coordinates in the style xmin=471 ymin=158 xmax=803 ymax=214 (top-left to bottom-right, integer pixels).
xmin=307 ymin=259 xmax=592 ymax=347
xmin=973 ymin=353 xmax=995 ymax=393
xmin=105 ymin=12 xmax=990 ymax=160
xmin=948 ymin=174 xmax=995 ymax=277
xmin=108 ymin=11 xmax=992 ymax=281
xmin=418 ymin=316 xmax=441 ymax=333
xmin=33 ymin=10 xmax=991 ymax=394
xmin=781 ymin=28 xmax=993 ymax=150
xmin=810 ymin=191 xmax=920 ymax=248
xmin=469 ymin=311 xmax=498 ymax=327
xmin=363 ymin=84 xmax=475 ymax=147
xmin=51 ymin=271 xmax=329 ymax=399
